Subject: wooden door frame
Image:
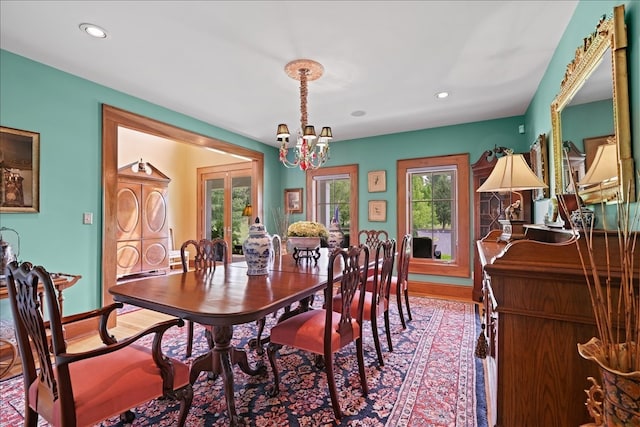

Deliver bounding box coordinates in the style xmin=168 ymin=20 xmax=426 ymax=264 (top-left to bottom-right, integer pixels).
xmin=102 ymin=105 xmax=264 ymax=307
xmin=305 ymin=164 xmax=359 ymax=239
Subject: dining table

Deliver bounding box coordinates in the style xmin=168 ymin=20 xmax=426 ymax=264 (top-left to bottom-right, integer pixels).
xmin=108 ymin=248 xmax=361 ymax=426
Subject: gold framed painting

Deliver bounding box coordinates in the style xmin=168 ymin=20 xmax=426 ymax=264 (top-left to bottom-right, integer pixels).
xmin=1 ymin=126 xmax=40 ymax=213
xmin=368 ymin=200 xmax=386 ymax=222
xmin=284 ymin=188 xmax=303 ymax=214
xmin=367 ymin=170 xmax=386 ymax=192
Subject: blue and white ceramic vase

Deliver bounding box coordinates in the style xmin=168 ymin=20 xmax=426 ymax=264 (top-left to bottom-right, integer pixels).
xmin=328 ymin=220 xmax=344 ymax=250
xmin=570 ymin=207 xmax=595 ymax=229
xmin=243 ymin=217 xmax=272 ymax=275
xmin=327 ymin=207 xmax=344 ymax=249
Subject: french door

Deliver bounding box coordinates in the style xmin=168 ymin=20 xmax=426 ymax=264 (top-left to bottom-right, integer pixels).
xmin=197 ymin=163 xmax=254 ymax=262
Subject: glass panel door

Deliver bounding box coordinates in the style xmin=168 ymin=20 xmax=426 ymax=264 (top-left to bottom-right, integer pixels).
xmin=201 ymin=168 xmax=253 ymax=261
xmin=205 ymin=178 xmax=225 ymax=241
xmin=231 ymin=176 xmax=252 ymax=256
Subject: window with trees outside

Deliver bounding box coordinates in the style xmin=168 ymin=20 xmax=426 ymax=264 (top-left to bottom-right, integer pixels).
xmin=306 ymin=164 xmax=359 ymax=246
xmin=397 ymin=154 xmax=470 ymax=278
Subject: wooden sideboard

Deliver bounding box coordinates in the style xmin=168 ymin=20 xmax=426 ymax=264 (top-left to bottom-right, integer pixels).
xmin=477 ymin=226 xmax=632 ymax=427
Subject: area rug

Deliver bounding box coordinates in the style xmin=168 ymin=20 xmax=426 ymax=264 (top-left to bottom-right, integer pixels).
xmin=0 ymin=297 xmax=487 ymax=426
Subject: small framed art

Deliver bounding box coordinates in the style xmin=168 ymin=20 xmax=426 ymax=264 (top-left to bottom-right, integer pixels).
xmin=368 ymin=200 xmax=386 ymax=222
xmin=367 ymin=170 xmax=386 ymax=192
xmin=284 ymin=188 xmax=303 ymax=214
xmin=1 ymin=126 xmax=40 ymax=213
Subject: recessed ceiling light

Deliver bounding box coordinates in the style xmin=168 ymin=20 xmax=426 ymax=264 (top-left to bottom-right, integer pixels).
xmin=435 ymin=91 xmax=449 ymax=99
xmin=351 ymin=110 xmax=366 ymax=117
xmin=79 ymin=23 xmax=108 ymax=39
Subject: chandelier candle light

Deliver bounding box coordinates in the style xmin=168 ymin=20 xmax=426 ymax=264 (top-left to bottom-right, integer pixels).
xmin=277 ymin=59 xmax=332 ymax=171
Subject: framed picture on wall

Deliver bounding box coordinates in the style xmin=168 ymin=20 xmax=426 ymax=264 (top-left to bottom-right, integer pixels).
xmin=368 ymin=200 xmax=386 ymax=222
xmin=367 ymin=170 xmax=386 ymax=192
xmin=1 ymin=126 xmax=40 ymax=213
xmin=529 ymin=133 xmax=549 ymax=200
xmin=284 ymin=188 xmax=303 ymax=214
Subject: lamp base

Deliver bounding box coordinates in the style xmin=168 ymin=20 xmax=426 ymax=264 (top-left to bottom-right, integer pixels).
xmin=497 ymin=219 xmax=527 ymax=243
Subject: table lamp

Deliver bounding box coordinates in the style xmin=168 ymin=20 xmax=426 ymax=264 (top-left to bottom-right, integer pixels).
xmin=242 ymin=203 xmax=253 ymax=225
xmin=477 ymin=151 xmax=548 ymax=242
xmin=578 ymin=141 xmax=618 ymax=188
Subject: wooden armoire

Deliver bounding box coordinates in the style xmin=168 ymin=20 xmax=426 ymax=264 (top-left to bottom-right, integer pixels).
xmin=472 ymin=148 xmax=532 ymax=301
xmin=116 ymin=162 xmax=170 ymax=277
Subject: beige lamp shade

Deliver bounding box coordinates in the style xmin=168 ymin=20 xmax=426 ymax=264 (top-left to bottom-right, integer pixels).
xmin=476 ymin=153 xmax=548 ymax=192
xmin=578 ymin=143 xmax=619 ymax=186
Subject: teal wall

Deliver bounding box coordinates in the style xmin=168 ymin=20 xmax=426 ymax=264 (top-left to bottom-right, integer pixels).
xmin=1 ymin=0 xmax=638 ymax=318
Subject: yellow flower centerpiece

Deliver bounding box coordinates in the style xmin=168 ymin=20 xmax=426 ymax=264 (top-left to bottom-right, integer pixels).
xmin=286 ymin=221 xmax=328 ymax=252
xmin=287 ymin=221 xmax=329 ymax=238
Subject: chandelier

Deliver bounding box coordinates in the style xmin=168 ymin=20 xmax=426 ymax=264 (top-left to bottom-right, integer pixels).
xmin=277 ymin=59 xmax=332 ymax=171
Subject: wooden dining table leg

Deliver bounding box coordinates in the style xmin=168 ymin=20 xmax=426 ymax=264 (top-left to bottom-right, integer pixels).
xmin=213 ymin=325 xmax=243 ymax=426
xmin=188 ymin=325 xmax=266 ymax=425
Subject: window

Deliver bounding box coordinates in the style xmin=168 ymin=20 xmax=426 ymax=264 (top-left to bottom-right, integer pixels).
xmin=397 ymin=154 xmax=470 ymax=278
xmin=306 ymin=164 xmax=359 ymax=242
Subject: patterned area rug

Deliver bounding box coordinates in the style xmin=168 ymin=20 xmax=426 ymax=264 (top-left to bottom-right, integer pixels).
xmin=0 ymin=297 xmax=487 ymax=426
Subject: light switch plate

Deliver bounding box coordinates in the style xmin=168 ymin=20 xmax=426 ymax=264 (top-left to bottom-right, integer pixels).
xmin=83 ymin=212 xmax=93 ymax=225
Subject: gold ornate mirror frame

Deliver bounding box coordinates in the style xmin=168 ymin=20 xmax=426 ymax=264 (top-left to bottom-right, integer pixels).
xmin=550 ymin=4 xmax=634 ymax=203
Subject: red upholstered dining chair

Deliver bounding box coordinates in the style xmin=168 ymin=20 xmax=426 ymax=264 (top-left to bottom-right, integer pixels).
xmin=391 ymin=234 xmax=413 ymax=329
xmin=266 ymin=245 xmax=370 ymax=421
xmin=366 ymin=234 xmax=412 ymax=328
xmin=180 ymin=238 xmax=227 ymax=357
xmin=358 ymin=229 xmax=389 ymax=279
xmin=333 ymin=239 xmax=396 ymax=366
xmin=6 ymin=261 xmax=193 ymax=427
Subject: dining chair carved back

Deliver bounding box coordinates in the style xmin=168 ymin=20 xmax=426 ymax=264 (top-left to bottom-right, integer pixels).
xmin=270 ymin=234 xmax=282 ymax=264
xmin=267 ymin=245 xmax=370 ymax=420
xmin=180 ymin=238 xmax=228 ymax=357
xmin=393 ymin=234 xmax=413 ymax=328
xmin=180 ymin=238 xmax=227 ymax=272
xmin=333 ymin=239 xmax=396 ymax=366
xmin=358 ymin=229 xmax=389 ymax=253
xmin=6 ymin=261 xmax=193 ymax=426
xmin=358 ymin=229 xmax=389 ymax=279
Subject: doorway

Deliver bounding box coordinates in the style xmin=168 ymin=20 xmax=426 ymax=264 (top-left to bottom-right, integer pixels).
xmin=102 ymin=105 xmax=264 ymax=307
xmin=198 ymin=164 xmax=256 ymax=262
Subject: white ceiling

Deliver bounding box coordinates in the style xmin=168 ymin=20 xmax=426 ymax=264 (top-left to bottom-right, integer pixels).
xmin=0 ymin=1 xmax=578 ymax=147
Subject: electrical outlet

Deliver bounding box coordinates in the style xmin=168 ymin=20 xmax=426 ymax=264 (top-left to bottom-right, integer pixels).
xmin=83 ymin=212 xmax=93 ymax=225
